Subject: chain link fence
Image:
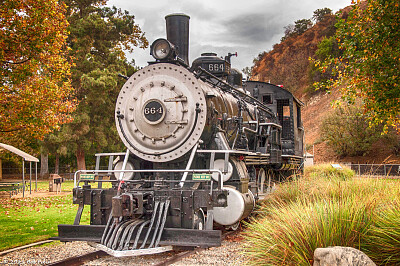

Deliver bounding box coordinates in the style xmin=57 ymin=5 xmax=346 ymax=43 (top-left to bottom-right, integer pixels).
xmin=343 ymin=163 xmax=400 ymax=176
xmin=1 ymin=166 xmax=74 ymax=180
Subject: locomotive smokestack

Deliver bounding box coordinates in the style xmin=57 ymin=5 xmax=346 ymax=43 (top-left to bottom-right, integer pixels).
xmin=165 ymin=13 xmax=190 ymax=66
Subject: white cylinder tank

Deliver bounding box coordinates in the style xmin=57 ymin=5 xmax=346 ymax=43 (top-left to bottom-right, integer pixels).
xmin=213 ymin=186 xmax=255 ymax=226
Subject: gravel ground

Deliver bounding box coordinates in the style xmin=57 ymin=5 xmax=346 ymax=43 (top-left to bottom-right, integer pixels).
xmin=0 ymin=234 xmax=247 ymax=265
xmin=0 ymin=241 xmax=97 ymax=265
xmin=171 ymin=240 xmax=246 ymax=266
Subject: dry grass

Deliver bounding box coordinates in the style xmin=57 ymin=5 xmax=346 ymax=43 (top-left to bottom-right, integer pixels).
xmin=243 ymin=164 xmax=400 ymax=265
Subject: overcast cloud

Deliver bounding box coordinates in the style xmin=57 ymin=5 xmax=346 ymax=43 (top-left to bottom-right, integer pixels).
xmin=107 ymin=0 xmax=350 ymax=71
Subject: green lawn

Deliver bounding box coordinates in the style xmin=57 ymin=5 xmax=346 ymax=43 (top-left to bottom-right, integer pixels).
xmin=25 ymin=180 xmax=111 ymax=193
xmin=0 ymin=179 xmax=114 ymax=251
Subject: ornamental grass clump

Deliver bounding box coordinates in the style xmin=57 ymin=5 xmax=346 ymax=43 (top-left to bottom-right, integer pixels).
xmin=267 ymin=164 xmax=355 ymax=206
xmin=243 ymin=195 xmax=376 ymax=265
xmin=243 ymin=164 xmax=400 ymax=265
xmin=364 ymin=201 xmax=400 ymax=265
xmin=304 ymin=163 xmax=355 ymax=181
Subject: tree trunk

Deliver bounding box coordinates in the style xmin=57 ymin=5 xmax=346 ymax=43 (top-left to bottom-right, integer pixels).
xmin=76 ymin=146 xmax=86 ymax=170
xmin=40 ymin=152 xmax=49 ymax=178
xmin=55 ymin=153 xmax=59 ymax=174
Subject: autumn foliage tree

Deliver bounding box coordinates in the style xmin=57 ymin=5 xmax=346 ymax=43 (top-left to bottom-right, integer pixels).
xmin=0 ymin=0 xmax=76 ymax=148
xmin=314 ymin=0 xmax=400 ymax=132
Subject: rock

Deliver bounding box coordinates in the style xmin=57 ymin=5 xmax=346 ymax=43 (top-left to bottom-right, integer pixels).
xmin=314 ymin=246 xmax=376 ymax=266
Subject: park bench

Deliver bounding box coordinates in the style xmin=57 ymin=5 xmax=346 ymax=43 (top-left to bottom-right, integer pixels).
xmin=0 ymin=182 xmax=29 ymax=198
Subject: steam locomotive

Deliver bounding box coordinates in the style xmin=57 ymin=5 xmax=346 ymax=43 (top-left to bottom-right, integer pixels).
xmin=55 ymin=13 xmax=304 ymax=257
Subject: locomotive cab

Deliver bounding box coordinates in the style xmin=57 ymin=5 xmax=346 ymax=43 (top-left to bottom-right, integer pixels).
xmin=244 ymin=81 xmax=305 ymax=169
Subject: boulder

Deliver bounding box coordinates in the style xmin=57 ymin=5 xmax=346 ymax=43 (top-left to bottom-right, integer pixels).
xmin=314 ymin=246 xmax=376 ymax=266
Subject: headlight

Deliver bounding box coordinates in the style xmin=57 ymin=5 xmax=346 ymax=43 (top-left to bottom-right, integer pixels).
xmin=150 ymin=38 xmax=175 ymax=60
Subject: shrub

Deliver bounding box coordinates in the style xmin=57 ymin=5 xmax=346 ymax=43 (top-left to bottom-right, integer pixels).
xmin=320 ymin=103 xmax=382 ymax=157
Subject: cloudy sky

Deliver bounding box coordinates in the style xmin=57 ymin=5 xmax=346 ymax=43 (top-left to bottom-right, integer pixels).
xmin=107 ymin=0 xmax=351 ymax=72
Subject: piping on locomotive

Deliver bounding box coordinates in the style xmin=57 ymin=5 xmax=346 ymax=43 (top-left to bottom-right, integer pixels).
xmin=53 ymin=13 xmax=305 ymax=257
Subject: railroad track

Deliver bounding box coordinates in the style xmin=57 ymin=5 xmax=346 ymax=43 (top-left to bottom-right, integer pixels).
xmin=0 ymin=239 xmax=54 ymax=256
xmin=46 ymin=250 xmax=108 ymax=266
xmin=47 ymin=229 xmax=239 ymax=266
xmin=153 ymin=230 xmax=239 ymax=266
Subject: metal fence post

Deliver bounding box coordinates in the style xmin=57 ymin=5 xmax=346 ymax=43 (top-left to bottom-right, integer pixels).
xmin=22 ymin=159 xmax=25 ymax=198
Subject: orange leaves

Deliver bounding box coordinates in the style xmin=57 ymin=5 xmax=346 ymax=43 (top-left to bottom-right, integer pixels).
xmin=315 ymin=0 xmax=400 ymax=133
xmin=0 ymin=0 xmax=76 ymax=146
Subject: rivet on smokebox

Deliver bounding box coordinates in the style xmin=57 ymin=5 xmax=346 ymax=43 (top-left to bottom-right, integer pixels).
xmin=170 ymin=85 xmax=175 ymax=90
xmin=140 ymin=87 xmax=145 ymax=92
xmin=133 ymin=97 xmax=137 ymax=101
xmin=161 ymin=81 xmax=165 ymax=86
xmin=150 ymin=82 xmax=154 ymax=87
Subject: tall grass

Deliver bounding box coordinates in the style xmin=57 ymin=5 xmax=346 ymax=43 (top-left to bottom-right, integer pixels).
xmin=304 ymin=164 xmax=355 ymax=181
xmin=243 ymin=164 xmax=400 ymax=265
xmin=364 ymin=201 xmax=400 ymax=264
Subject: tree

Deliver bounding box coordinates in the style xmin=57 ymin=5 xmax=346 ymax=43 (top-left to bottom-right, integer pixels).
xmin=320 ymin=102 xmax=382 ymax=157
xmin=253 ymin=51 xmax=266 ymax=64
xmin=54 ymin=0 xmax=148 ymax=170
xmin=312 ymin=8 xmax=333 ymax=23
xmin=281 ymin=19 xmax=313 ymax=41
xmin=242 ymin=66 xmax=253 ymax=80
xmin=293 ymin=19 xmax=313 ymax=35
xmin=309 ymin=36 xmax=342 ymax=88
xmin=281 ymin=24 xmax=295 ymax=41
xmin=314 ymin=0 xmax=400 ymax=132
xmin=0 ymin=0 xmax=76 ymax=148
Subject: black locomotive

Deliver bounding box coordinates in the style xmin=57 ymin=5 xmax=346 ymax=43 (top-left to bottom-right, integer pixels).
xmin=55 ymin=13 xmax=304 ymax=257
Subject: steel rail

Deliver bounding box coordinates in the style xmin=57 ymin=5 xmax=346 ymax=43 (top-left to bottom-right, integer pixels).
xmin=153 ymin=229 xmax=240 ymax=266
xmin=45 ymin=250 xmax=108 ymax=266
xmin=46 ymin=229 xmax=240 ymax=265
xmin=0 ymin=239 xmax=54 ymax=256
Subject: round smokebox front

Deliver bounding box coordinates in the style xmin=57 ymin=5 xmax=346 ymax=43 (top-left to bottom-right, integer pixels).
xmin=115 ymin=64 xmax=206 ymax=162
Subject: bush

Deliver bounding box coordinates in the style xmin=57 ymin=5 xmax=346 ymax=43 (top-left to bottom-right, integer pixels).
xmin=320 ymin=103 xmax=382 ymax=157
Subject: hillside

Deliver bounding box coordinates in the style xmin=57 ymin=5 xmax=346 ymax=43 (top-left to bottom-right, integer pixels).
xmin=251 ymin=14 xmax=337 ymax=97
xmin=250 ymin=7 xmax=400 ymax=164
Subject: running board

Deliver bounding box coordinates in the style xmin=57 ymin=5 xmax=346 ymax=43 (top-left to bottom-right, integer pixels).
xmin=88 ymin=242 xmax=173 ymax=257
